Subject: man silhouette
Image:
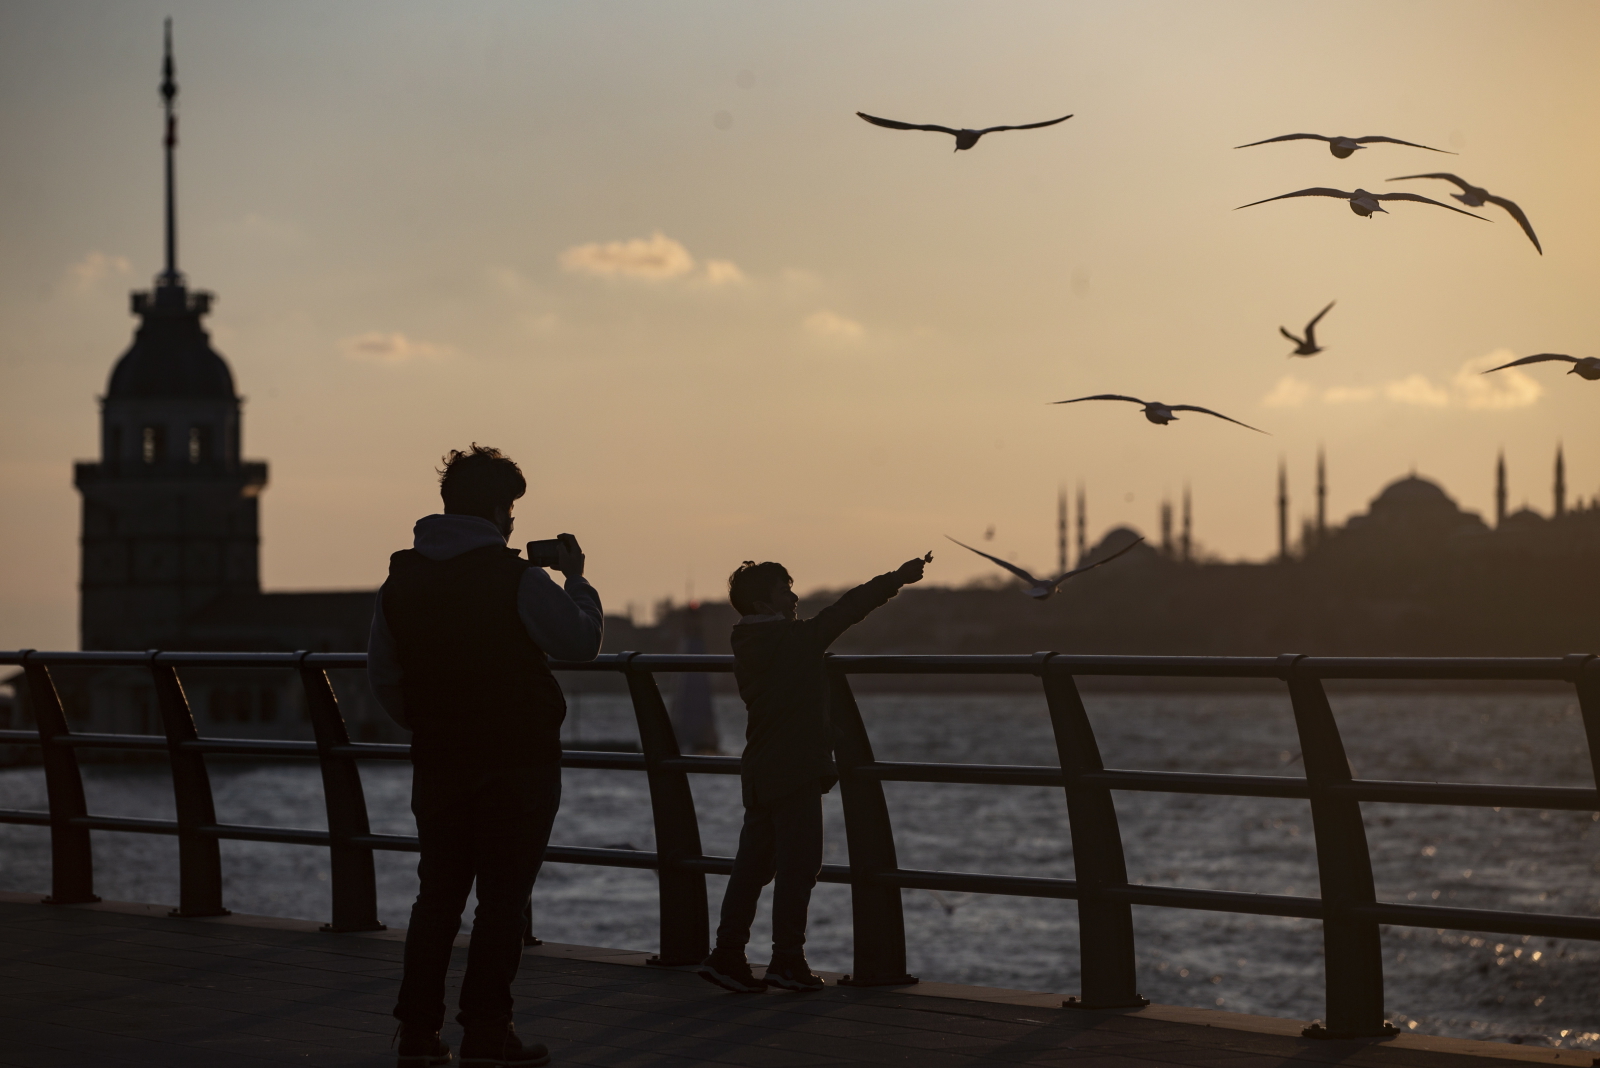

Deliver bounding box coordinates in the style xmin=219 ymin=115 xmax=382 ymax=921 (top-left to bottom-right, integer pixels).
xmin=369 ymin=445 xmax=602 ymax=1067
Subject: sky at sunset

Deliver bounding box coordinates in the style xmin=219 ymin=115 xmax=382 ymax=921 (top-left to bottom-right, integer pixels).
xmin=2 ymin=1 xmax=1597 ymax=650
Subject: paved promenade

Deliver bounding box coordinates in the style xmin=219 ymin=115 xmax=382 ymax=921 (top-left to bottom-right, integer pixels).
xmin=0 ymin=893 xmax=1590 ymax=1068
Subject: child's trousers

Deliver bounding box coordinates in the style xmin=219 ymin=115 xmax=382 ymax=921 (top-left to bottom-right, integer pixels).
xmin=715 ymin=781 xmax=823 ymax=956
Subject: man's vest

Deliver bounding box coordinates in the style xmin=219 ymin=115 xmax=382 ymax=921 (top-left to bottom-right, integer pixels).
xmin=382 ymin=544 xmax=566 ymax=768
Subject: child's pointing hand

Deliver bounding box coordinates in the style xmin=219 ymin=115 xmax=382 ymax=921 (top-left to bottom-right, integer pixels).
xmin=895 ymin=555 xmax=929 ymax=585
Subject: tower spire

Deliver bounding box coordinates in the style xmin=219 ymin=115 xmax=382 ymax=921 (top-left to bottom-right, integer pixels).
xmin=1315 ymin=445 xmax=1326 ymax=546
xmin=1495 ymin=450 xmax=1507 ymax=526
xmin=1181 ymin=484 xmax=1191 ymax=563
xmin=1075 ymin=484 xmax=1086 ymax=565
xmin=1554 ymin=442 xmax=1566 ymax=518
xmin=1057 ymin=485 xmax=1068 ymax=575
xmin=159 ymin=18 xmax=181 ymax=288
xmin=1277 ymin=459 xmax=1289 ymax=562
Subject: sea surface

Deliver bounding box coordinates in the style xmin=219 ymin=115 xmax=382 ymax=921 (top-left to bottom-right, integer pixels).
xmin=2 ymin=690 xmax=1596 ymax=1049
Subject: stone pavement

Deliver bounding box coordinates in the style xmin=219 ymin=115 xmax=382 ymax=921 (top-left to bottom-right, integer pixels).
xmin=0 ymin=893 xmax=1590 ymax=1068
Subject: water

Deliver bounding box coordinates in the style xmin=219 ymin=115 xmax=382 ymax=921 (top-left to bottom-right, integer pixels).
xmin=1 ymin=691 xmax=1596 ymax=1049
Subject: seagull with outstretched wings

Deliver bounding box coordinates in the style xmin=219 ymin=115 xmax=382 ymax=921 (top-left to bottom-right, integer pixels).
xmin=1282 ymin=301 xmax=1335 ymax=357
xmin=945 ymin=535 xmax=1144 ymax=600
xmin=1388 ymin=173 xmax=1542 ymax=253
xmin=856 ymin=110 xmax=1072 ymax=151
xmin=1054 ymin=394 xmax=1266 ymax=433
xmin=1236 ymin=187 xmax=1488 ymax=220
xmin=1482 ymin=353 xmax=1600 ymax=381
xmin=1236 ymin=133 xmax=1453 ymax=159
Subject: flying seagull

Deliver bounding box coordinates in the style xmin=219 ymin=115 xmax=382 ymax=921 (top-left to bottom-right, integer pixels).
xmin=856 ymin=110 xmax=1072 ymax=151
xmin=1236 ymin=187 xmax=1488 ymax=220
xmin=1282 ymin=301 xmax=1335 ymax=357
xmin=1482 ymin=353 xmax=1600 ymax=381
xmin=1387 ymin=173 xmax=1542 ymax=254
xmin=1054 ymin=395 xmax=1266 ymax=433
xmin=1235 ymin=133 xmax=1453 ymax=159
xmin=945 ymin=534 xmax=1144 ymax=600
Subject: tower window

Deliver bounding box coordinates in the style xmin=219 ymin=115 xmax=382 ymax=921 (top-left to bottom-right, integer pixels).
xmin=188 ymin=425 xmax=213 ymax=464
xmin=141 ymin=425 xmax=167 ymax=465
xmin=108 ymin=426 xmax=123 ymax=464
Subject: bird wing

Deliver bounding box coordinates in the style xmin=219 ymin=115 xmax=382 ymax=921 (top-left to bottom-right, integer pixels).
xmin=1482 ymin=353 xmax=1577 ymax=373
xmin=1306 ymin=300 xmax=1336 ymax=331
xmin=1048 ymin=536 xmax=1145 ymax=587
xmin=857 ymin=111 xmax=959 ymax=135
xmin=1484 ymin=194 xmax=1542 ymax=254
xmin=1279 ymin=326 xmax=1304 ymax=345
xmin=944 ymin=535 xmax=1040 ymax=585
xmin=1371 ymin=191 xmax=1488 ymax=219
xmin=1387 ymin=172 xmax=1472 ymax=192
xmin=1234 ymin=133 xmax=1332 ymax=149
xmin=1166 ymin=405 xmax=1268 ymax=433
xmin=1235 ymin=188 xmax=1354 ymax=210
xmin=1052 ymin=394 xmax=1147 ymax=406
xmin=1352 ymin=136 xmax=1453 ymax=153
xmin=975 ymin=114 xmax=1074 ymax=135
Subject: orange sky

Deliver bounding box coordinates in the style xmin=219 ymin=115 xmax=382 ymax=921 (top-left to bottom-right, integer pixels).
xmin=2 ymin=1 xmax=1597 ymax=649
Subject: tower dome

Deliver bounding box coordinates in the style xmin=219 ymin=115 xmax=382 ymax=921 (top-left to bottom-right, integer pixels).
xmin=107 ymin=285 xmax=234 ymax=399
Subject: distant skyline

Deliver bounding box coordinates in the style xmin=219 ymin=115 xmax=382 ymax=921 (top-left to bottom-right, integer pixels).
xmin=2 ymin=1 xmax=1597 ymax=649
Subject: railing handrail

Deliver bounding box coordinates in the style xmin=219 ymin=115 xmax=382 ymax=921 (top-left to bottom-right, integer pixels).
xmin=1 ymin=648 xmax=1596 ymax=1039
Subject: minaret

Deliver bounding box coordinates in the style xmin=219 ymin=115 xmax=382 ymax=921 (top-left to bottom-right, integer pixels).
xmin=1315 ymin=446 xmax=1327 ymax=547
xmin=1495 ymin=450 xmax=1507 ymax=526
xmin=1075 ymin=484 xmax=1087 ymax=565
xmin=1057 ymin=486 xmax=1068 ymax=574
xmin=1554 ymin=443 xmax=1566 ymax=518
xmin=1160 ymin=499 xmax=1173 ymax=558
xmin=74 ymin=21 xmax=268 ymax=650
xmin=1277 ymin=460 xmax=1289 ymax=561
xmin=1181 ymin=485 xmax=1192 ymax=563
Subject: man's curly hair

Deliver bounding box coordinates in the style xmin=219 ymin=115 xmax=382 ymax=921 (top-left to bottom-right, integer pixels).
xmin=437 ymin=443 xmax=526 ymax=519
xmin=728 ymin=560 xmax=791 ymax=616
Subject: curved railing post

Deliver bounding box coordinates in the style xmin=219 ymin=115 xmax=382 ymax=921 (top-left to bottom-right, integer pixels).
xmin=1041 ymin=657 xmax=1146 ymax=1009
xmin=22 ymin=652 xmax=100 ymax=905
xmin=829 ymin=666 xmax=916 ymax=986
xmin=299 ymin=653 xmax=385 ymax=933
xmin=1569 ymin=655 xmax=1600 ymax=794
xmin=622 ymin=653 xmax=709 ymax=966
xmin=150 ymin=651 xmax=229 ymax=917
xmin=1283 ymin=654 xmax=1391 ymax=1039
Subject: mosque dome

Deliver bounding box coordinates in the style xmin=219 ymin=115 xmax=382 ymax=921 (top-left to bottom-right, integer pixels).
xmin=1369 ymin=475 xmax=1457 ymax=514
xmin=106 ymin=286 xmax=235 ymax=400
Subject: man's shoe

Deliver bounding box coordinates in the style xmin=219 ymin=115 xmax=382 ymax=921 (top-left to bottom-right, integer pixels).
xmin=459 ymin=1020 xmax=549 ymax=1067
xmin=698 ymin=947 xmax=765 ymax=993
xmin=396 ymin=1025 xmax=452 ymax=1067
xmin=764 ymin=954 xmax=825 ymax=991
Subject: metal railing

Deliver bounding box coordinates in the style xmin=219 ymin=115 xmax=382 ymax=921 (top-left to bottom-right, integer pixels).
xmin=2 ymin=648 xmax=1598 ymax=1040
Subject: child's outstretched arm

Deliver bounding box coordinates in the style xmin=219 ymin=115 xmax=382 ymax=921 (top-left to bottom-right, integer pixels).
xmin=812 ymin=555 xmax=928 ymax=648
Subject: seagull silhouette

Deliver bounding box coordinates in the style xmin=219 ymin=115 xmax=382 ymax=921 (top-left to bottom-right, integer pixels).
xmin=945 ymin=534 xmax=1144 ymax=600
xmin=1054 ymin=395 xmax=1266 ymax=433
xmin=1282 ymin=301 xmax=1335 ymax=357
xmin=1235 ymin=133 xmax=1453 ymax=159
xmin=1387 ymin=173 xmax=1542 ymax=254
xmin=1482 ymin=353 xmax=1600 ymax=381
xmin=1236 ymin=187 xmax=1488 ymax=220
xmin=856 ymin=111 xmax=1072 ymax=151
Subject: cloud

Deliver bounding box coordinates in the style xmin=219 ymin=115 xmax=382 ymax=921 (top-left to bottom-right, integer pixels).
xmin=1384 ymin=375 xmax=1451 ymax=407
xmin=1261 ymin=375 xmax=1311 ymax=408
xmin=66 ymin=251 xmax=132 ymax=290
xmin=558 ymin=231 xmax=744 ymax=285
xmin=1323 ymin=385 xmax=1375 ymax=404
xmin=1453 ymin=350 xmax=1543 ymax=409
xmin=802 ymin=309 xmax=865 ymax=343
xmin=340 ymin=331 xmax=455 ymax=365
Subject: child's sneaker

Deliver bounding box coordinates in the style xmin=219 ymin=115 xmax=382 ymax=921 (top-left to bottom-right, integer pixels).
xmin=395 ymin=1024 xmax=453 ymax=1067
xmin=698 ymin=947 xmax=765 ymax=993
xmin=763 ymin=954 xmax=824 ymax=991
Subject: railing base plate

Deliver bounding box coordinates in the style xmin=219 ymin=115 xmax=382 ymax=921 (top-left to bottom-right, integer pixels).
xmin=838 ymin=973 xmax=919 ymax=987
xmin=168 ymin=907 xmax=231 ymax=918
xmin=41 ymin=894 xmax=101 ymax=906
xmin=320 ymin=922 xmax=386 ymax=933
xmin=645 ymin=955 xmax=702 ymax=968
xmin=1062 ymin=995 xmax=1149 ymax=1010
xmin=1301 ymin=1022 xmax=1401 ymax=1040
